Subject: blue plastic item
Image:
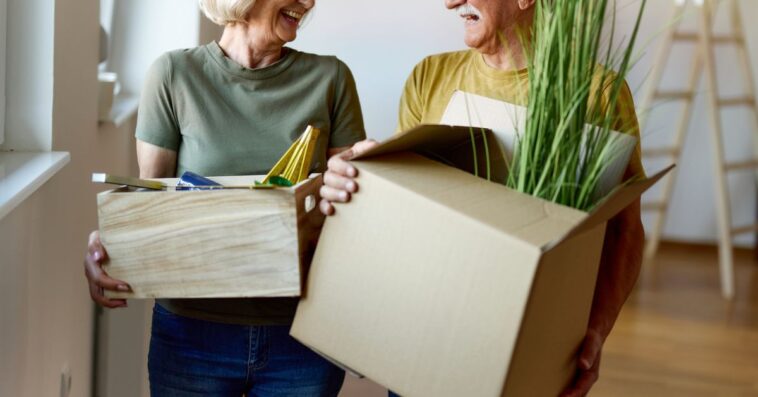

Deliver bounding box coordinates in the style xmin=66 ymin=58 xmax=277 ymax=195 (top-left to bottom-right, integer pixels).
xmin=176 ymin=171 xmax=222 ymax=191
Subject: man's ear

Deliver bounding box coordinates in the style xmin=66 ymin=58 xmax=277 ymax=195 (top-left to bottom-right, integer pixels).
xmin=517 ymin=0 xmax=536 ymax=10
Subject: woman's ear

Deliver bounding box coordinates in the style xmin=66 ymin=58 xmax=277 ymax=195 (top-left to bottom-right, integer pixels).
xmin=517 ymin=0 xmax=536 ymax=10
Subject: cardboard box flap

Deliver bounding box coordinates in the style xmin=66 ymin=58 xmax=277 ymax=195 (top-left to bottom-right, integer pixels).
xmin=357 ymin=152 xmax=587 ymax=248
xmin=356 ymin=124 xmax=508 ymax=183
xmin=550 ymin=165 xmax=674 ymax=249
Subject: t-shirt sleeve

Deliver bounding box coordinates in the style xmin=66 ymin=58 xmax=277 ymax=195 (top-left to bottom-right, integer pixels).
xmin=397 ymin=60 xmax=426 ymax=133
xmin=329 ymin=60 xmax=366 ymax=148
xmin=135 ymin=54 xmax=181 ymax=152
xmin=613 ymin=81 xmax=646 ymax=180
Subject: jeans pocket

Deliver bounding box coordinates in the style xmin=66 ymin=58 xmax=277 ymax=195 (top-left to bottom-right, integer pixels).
xmin=153 ymin=303 xmax=174 ymax=316
xmin=151 ymin=303 xmax=188 ymax=343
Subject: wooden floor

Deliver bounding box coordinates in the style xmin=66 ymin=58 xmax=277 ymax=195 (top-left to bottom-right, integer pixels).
xmin=593 ymin=243 xmax=758 ymax=396
xmin=339 ymin=242 xmax=758 ymax=396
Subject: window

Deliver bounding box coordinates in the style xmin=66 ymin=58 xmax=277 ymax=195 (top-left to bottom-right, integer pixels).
xmin=0 ymin=0 xmax=7 ymax=145
xmin=99 ymin=0 xmax=114 ymax=72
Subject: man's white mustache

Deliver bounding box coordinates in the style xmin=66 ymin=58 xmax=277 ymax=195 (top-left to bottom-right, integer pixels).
xmin=456 ymin=3 xmax=482 ymax=19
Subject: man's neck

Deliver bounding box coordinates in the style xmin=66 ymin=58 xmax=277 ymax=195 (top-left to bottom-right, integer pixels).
xmin=480 ymin=32 xmax=529 ymax=71
xmin=218 ymin=24 xmax=283 ymax=69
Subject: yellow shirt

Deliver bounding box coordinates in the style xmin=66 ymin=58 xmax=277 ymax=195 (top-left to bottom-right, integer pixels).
xmin=397 ymin=49 xmax=645 ymax=179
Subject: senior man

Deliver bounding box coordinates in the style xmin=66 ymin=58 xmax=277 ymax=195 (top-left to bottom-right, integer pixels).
xmin=320 ymin=1 xmax=645 ymax=396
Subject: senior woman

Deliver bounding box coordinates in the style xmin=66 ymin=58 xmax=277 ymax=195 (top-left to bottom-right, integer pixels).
xmin=83 ymin=0 xmax=365 ymax=395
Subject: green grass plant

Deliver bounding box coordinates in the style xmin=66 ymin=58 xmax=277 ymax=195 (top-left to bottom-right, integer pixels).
xmin=506 ymin=0 xmax=648 ymax=211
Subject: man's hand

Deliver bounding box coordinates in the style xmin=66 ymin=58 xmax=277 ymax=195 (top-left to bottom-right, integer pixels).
xmin=319 ymin=139 xmax=379 ymax=215
xmin=561 ymin=198 xmax=644 ymax=396
xmin=560 ymin=329 xmax=604 ymax=397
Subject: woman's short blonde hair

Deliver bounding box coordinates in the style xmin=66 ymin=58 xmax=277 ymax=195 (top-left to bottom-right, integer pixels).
xmin=199 ymin=0 xmax=257 ymax=25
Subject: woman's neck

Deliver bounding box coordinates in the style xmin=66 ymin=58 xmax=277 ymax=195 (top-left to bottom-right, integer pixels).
xmin=218 ymin=23 xmax=283 ymax=69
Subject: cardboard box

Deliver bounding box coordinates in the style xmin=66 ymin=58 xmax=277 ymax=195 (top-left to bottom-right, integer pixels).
xmin=291 ymin=125 xmax=669 ymax=397
xmin=97 ymin=175 xmax=324 ymax=299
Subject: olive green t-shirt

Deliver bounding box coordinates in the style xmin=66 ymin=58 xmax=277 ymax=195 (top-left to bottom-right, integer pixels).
xmin=135 ymin=42 xmax=366 ymax=325
xmin=397 ymin=50 xmax=645 ymax=179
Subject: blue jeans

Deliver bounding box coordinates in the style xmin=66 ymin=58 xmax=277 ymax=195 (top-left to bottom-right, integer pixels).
xmin=148 ymin=303 xmax=345 ymax=396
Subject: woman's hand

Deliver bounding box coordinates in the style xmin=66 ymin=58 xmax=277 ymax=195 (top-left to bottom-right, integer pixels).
xmin=319 ymin=139 xmax=379 ymax=216
xmin=84 ymin=230 xmax=131 ymax=308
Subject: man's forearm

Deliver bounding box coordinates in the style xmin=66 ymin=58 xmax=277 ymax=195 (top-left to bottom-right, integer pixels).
xmin=589 ymin=199 xmax=644 ymax=339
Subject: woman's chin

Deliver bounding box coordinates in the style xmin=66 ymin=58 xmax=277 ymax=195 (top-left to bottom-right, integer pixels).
xmin=276 ymin=22 xmax=299 ymax=43
xmin=277 ymin=33 xmax=297 ymax=44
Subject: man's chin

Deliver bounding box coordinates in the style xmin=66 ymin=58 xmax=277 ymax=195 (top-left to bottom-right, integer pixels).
xmin=463 ymin=35 xmax=483 ymax=51
xmin=465 ymin=38 xmax=493 ymax=54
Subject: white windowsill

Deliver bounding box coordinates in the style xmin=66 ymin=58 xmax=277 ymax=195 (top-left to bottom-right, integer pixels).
xmin=99 ymin=93 xmax=140 ymax=128
xmin=0 ymin=151 xmax=70 ymax=220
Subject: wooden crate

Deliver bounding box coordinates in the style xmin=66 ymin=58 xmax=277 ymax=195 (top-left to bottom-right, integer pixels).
xmin=97 ymin=175 xmax=324 ymax=299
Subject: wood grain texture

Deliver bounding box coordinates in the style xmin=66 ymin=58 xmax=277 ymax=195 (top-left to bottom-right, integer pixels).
xmin=97 ymin=176 xmax=324 ymax=299
xmin=592 ymin=242 xmax=758 ymax=396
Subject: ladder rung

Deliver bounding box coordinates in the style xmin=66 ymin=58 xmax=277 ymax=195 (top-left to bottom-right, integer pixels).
xmin=643 ymin=147 xmax=680 ymax=159
xmin=654 ymin=90 xmax=694 ymax=101
xmin=642 ymin=202 xmax=667 ymax=212
xmin=731 ymin=224 xmax=758 ymax=236
xmin=718 ymin=97 xmax=756 ymax=107
xmin=672 ymin=33 xmax=742 ymax=44
xmin=724 ymin=160 xmax=758 ymax=172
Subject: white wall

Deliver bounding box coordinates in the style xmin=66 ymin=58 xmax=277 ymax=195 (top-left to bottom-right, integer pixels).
xmin=0 ymin=0 xmax=7 ymax=145
xmin=294 ymin=0 xmax=758 ymax=247
xmin=0 ymin=0 xmax=142 ymax=396
xmin=1 ymin=0 xmax=54 ymax=151
xmin=107 ymin=0 xmax=201 ymax=96
xmin=629 ymin=1 xmax=758 ymax=247
xmin=294 ymin=1 xmax=467 ymax=137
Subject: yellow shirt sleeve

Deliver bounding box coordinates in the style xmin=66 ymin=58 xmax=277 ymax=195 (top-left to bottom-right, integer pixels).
xmin=397 ymin=60 xmax=426 ymax=134
xmin=614 ymin=82 xmax=646 ymax=180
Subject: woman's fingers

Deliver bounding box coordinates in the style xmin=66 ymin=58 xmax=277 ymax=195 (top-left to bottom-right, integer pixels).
xmin=84 ymin=233 xmax=130 ymax=309
xmin=87 ymin=230 xmax=100 ymax=256
xmin=88 ymin=279 xmax=127 ymax=308
xmin=84 ymin=253 xmax=130 ymax=291
xmin=85 ymin=260 xmax=127 ymax=308
xmin=94 ymin=272 xmax=132 ymax=292
xmin=87 ymin=230 xmax=109 ymax=262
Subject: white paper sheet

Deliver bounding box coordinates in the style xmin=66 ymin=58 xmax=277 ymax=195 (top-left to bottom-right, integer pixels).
xmin=440 ymin=90 xmax=637 ymax=200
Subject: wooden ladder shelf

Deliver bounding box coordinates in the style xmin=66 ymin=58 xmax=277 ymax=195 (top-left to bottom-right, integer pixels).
xmin=640 ymin=0 xmax=758 ymax=299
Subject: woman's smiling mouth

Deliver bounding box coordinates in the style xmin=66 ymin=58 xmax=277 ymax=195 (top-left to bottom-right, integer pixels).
xmin=281 ymin=9 xmax=304 ymax=25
